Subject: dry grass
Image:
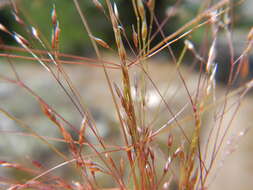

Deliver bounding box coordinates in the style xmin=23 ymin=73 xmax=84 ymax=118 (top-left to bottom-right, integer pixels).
xmin=0 ymin=0 xmax=253 ymax=189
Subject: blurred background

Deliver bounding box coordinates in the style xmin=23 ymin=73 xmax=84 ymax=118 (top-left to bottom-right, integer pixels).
xmin=0 ymin=0 xmax=252 ymax=83
xmin=0 ymin=0 xmax=253 ymax=189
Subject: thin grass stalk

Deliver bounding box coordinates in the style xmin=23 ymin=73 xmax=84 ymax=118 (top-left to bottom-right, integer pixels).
xmin=110 ymin=10 xmax=140 ymax=190
xmin=0 ymin=44 xmax=120 ymax=67
xmin=137 ymin=0 xmax=149 ymax=131
xmin=0 ymin=74 xmax=79 ymax=132
xmin=0 ymin=108 xmax=68 ymax=161
xmin=143 ymin=0 xmax=232 ymax=59
xmin=72 ymin=0 xmax=129 ymax=148
xmin=131 ymin=0 xmax=142 ymax=52
xmin=72 ymin=0 xmax=128 ymax=188
xmin=1 ymin=0 xmax=251 ymax=189
xmin=106 ymin=0 xmax=152 ymax=188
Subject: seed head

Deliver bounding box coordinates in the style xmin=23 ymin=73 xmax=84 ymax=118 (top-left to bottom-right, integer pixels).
xmin=247 ymin=27 xmax=253 ymax=42
xmin=184 ymin=39 xmax=194 ymax=51
xmin=51 ymin=4 xmax=57 ymax=26
xmin=113 ymin=2 xmax=119 ymax=20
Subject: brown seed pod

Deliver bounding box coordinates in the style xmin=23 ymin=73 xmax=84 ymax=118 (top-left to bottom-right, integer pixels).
xmin=90 ymin=35 xmax=110 ymax=49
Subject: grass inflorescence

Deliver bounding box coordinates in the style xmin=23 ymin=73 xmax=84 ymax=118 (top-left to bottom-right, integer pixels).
xmin=0 ymin=0 xmax=252 ymax=189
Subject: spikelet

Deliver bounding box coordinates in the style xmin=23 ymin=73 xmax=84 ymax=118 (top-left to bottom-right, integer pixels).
xmin=12 ymin=11 xmax=25 ymax=25
xmin=184 ymin=39 xmax=194 ymax=51
xmin=0 ymin=23 xmax=11 ymax=35
xmin=113 ymin=2 xmax=119 ymax=20
xmin=92 ymin=0 xmax=105 ymax=13
xmin=78 ymin=116 xmax=88 ymax=145
xmin=163 ymin=156 xmax=172 ymax=173
xmin=132 ymin=25 xmax=138 ymax=48
xmin=13 ymin=32 xmax=30 ymax=47
xmin=206 ymin=38 xmax=216 ymax=72
xmin=90 ymin=35 xmax=110 ymax=49
xmin=51 ymin=21 xmax=60 ymax=49
xmin=247 ymin=27 xmax=253 ymax=41
xmin=51 ymin=4 xmax=57 ymax=26
xmin=146 ymin=0 xmax=155 ymax=11
xmin=137 ymin=0 xmax=145 ymax=20
xmin=141 ymin=19 xmax=148 ymax=42
xmin=31 ymin=26 xmax=39 ymax=39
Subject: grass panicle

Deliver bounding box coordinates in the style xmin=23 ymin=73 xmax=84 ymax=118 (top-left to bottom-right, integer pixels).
xmin=0 ymin=0 xmax=252 ymax=190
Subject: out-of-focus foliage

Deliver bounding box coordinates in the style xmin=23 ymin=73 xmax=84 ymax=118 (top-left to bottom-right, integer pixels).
xmin=2 ymin=0 xmax=252 ymax=56
xmin=10 ymin=0 xmax=184 ymax=55
xmin=17 ymin=0 xmax=101 ymax=54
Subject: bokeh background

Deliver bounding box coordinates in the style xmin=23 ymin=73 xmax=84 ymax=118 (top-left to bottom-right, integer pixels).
xmin=0 ymin=0 xmax=253 ymax=189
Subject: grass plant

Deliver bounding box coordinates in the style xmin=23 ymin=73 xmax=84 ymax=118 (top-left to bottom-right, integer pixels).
xmin=0 ymin=0 xmax=253 ymax=189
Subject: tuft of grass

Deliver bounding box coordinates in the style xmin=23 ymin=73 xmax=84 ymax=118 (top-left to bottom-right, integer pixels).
xmin=0 ymin=0 xmax=252 ymax=189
